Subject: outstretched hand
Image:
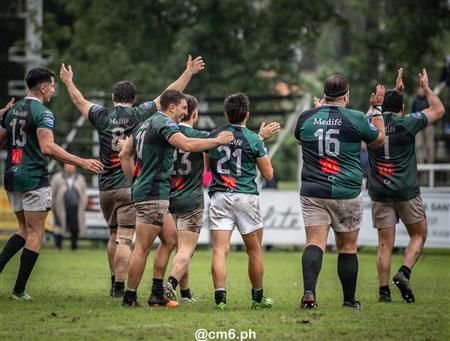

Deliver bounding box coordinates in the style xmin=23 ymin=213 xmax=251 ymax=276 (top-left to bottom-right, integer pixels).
xmin=186 ymin=55 xmax=205 ymax=75
xmin=313 ymin=96 xmax=324 ymax=108
xmin=60 ymin=63 xmax=73 ymax=83
xmin=80 ymin=159 xmax=104 ymax=174
xmin=259 ymin=121 xmax=281 ymax=140
xmin=395 ymin=67 xmax=404 ymax=91
xmin=370 ymin=84 xmax=386 ymax=106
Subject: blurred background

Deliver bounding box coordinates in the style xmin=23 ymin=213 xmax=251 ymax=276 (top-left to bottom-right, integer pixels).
xmin=1 ymin=0 xmax=449 ymax=244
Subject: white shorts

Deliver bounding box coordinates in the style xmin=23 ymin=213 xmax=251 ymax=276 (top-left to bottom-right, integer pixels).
xmin=7 ymin=186 xmax=52 ymax=213
xmin=209 ymin=192 xmax=262 ymax=235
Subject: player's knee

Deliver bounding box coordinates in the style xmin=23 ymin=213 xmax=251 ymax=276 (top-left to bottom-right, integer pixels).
xmin=213 ymin=243 xmax=230 ymax=256
xmin=116 ymin=236 xmax=133 ymax=249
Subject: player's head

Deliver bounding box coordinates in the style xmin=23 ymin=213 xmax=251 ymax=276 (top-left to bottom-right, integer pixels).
xmin=26 ymin=67 xmax=56 ymax=103
xmin=224 ymin=93 xmax=250 ymax=124
xmin=323 ymin=75 xmax=349 ymax=106
xmin=182 ymin=94 xmax=199 ymax=124
xmin=160 ymin=89 xmax=187 ymax=123
xmin=382 ymin=89 xmax=404 ymax=114
xmin=112 ymin=80 xmax=137 ymax=104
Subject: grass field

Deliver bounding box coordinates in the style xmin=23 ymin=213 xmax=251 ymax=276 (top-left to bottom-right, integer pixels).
xmin=0 ymin=242 xmax=449 ymax=340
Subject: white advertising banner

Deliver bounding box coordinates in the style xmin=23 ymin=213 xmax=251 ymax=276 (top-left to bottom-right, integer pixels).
xmin=199 ymin=189 xmax=450 ymax=248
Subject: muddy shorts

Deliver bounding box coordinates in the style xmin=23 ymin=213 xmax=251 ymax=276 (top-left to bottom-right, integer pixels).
xmin=99 ymin=188 xmax=136 ymax=229
xmin=7 ymin=186 xmax=52 ymax=212
xmin=371 ymin=196 xmax=426 ymax=229
xmin=300 ymin=194 xmax=363 ymax=232
xmin=172 ymin=209 xmax=204 ymax=233
xmin=135 ymin=200 xmax=169 ymax=227
xmin=209 ymin=192 xmax=262 ymax=235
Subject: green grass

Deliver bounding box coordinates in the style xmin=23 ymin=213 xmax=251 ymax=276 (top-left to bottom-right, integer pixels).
xmin=1 ymin=243 xmax=449 ymax=340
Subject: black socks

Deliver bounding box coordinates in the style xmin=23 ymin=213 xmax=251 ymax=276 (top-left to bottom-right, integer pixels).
xmin=181 ymin=288 xmax=192 ymax=299
xmin=168 ymin=276 xmax=178 ymax=290
xmin=399 ymin=265 xmax=411 ymax=279
xmin=251 ymin=288 xmax=263 ymax=303
xmin=13 ymin=248 xmax=39 ymax=295
xmin=301 ymin=245 xmax=323 ymax=295
xmin=0 ymin=234 xmax=26 ymax=273
xmin=337 ymin=253 xmax=358 ymax=304
xmin=215 ymin=289 xmax=226 ymax=304
xmin=152 ymin=278 xmax=164 ymax=297
xmin=379 ymin=285 xmax=391 ymax=296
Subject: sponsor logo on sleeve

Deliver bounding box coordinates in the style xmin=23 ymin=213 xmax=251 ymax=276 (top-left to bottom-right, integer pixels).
xmin=166 ymin=120 xmax=178 ymax=129
xmin=90 ymin=104 xmax=104 ymax=113
xmin=368 ymin=119 xmax=378 ymax=131
xmin=43 ymin=115 xmax=54 ymax=128
xmin=411 ymin=112 xmax=422 ymax=119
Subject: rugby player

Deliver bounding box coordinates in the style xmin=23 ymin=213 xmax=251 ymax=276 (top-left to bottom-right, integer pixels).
xmin=294 ymin=75 xmax=385 ymax=308
xmin=207 ymin=93 xmax=275 ymax=310
xmin=164 ymin=95 xmax=280 ymax=303
xmin=118 ymin=89 xmax=233 ymax=307
xmin=0 ymin=68 xmax=103 ymax=300
xmin=367 ymin=68 xmax=445 ymax=303
xmin=59 ymin=56 xmax=205 ymax=297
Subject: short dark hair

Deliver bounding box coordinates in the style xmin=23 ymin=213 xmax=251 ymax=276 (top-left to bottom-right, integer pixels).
xmin=382 ymin=89 xmax=403 ymax=113
xmin=224 ymin=93 xmax=249 ymax=124
xmin=182 ymin=94 xmax=198 ymax=122
xmin=26 ymin=67 xmax=55 ymax=90
xmin=324 ymin=75 xmax=349 ymax=100
xmin=112 ymin=80 xmax=137 ymax=103
xmin=160 ymin=89 xmax=187 ymax=111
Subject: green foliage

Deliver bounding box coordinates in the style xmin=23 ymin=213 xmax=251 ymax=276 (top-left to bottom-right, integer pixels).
xmin=1 ymin=246 xmax=449 ymax=340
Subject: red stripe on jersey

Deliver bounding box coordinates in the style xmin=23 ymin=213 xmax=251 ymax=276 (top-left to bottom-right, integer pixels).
xmin=221 ymin=175 xmax=237 ymax=189
xmin=170 ymin=177 xmax=185 ymax=190
xmin=12 ymin=148 xmax=23 ymax=164
xmin=377 ymin=162 xmax=394 ymax=177
xmin=319 ymin=158 xmax=340 ymax=174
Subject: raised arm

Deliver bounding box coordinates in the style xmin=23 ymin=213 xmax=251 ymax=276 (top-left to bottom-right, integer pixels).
xmin=118 ymin=136 xmax=135 ymax=182
xmin=37 ymin=128 xmax=103 ymax=173
xmin=419 ymin=68 xmax=445 ymax=124
xmin=60 ymin=63 xmax=95 ymax=118
xmin=0 ymin=98 xmax=15 ymax=118
xmin=367 ymin=84 xmax=386 ymax=148
xmin=168 ymin=131 xmax=233 ymax=152
xmin=154 ymin=55 xmax=205 ymax=109
xmin=395 ymin=67 xmax=404 ymax=92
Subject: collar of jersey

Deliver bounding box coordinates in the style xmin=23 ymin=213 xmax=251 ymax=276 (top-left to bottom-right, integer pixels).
xmin=179 ymin=122 xmax=192 ymax=128
xmin=114 ymin=103 xmax=132 ymax=107
xmin=231 ymin=123 xmax=245 ymax=128
xmin=25 ymin=96 xmax=42 ymax=103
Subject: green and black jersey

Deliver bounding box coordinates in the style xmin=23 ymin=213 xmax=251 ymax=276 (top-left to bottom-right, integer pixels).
xmin=169 ymin=124 xmax=209 ymax=214
xmin=131 ymin=112 xmax=180 ymax=202
xmin=88 ymin=101 xmax=157 ymax=191
xmin=1 ymin=97 xmax=55 ymax=192
xmin=208 ymin=124 xmax=267 ymax=196
xmin=367 ymin=111 xmax=428 ymax=202
xmin=294 ymin=105 xmax=379 ymax=199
